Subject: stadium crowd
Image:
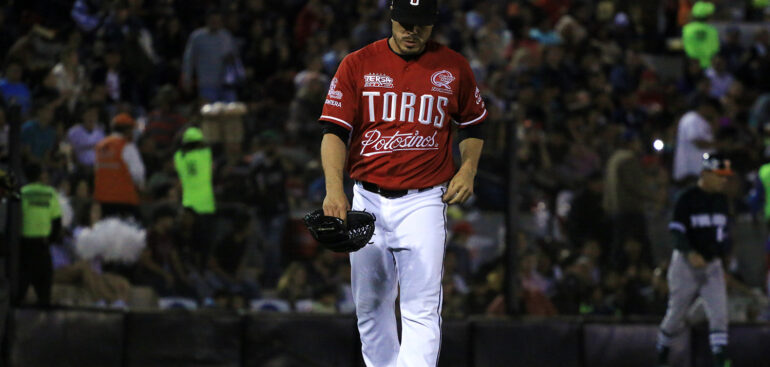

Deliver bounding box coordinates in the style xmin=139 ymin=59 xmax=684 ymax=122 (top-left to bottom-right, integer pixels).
xmin=1 ymin=0 xmax=770 ymax=319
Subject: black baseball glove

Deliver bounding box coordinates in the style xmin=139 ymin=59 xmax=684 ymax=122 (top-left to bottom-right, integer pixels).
xmin=303 ymin=209 xmax=375 ymax=253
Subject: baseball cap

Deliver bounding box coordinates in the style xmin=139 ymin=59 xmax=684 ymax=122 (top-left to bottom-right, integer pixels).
xmin=111 ymin=113 xmax=136 ymax=128
xmin=391 ymin=0 xmax=438 ymax=26
xmin=182 ymin=127 xmax=204 ymax=143
xmin=702 ymin=153 xmax=734 ymax=176
xmin=691 ymin=1 xmax=715 ymax=19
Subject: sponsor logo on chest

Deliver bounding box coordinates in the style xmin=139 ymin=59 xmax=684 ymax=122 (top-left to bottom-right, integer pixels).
xmin=359 ymin=129 xmax=439 ymax=157
xmin=431 ymin=70 xmax=455 ymax=95
xmin=364 ymin=73 xmax=394 ymax=88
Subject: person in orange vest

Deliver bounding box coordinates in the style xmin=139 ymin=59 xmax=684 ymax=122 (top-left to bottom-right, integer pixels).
xmin=94 ymin=113 xmax=145 ymax=220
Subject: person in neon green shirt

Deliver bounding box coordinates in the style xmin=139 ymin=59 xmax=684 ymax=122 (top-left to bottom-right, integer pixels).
xmin=174 ymin=126 xmax=216 ymax=270
xmin=683 ymin=1 xmax=720 ymax=69
xmin=18 ymin=163 xmax=61 ymax=306
xmin=758 ymin=162 xmax=770 ymax=299
xmin=175 ymin=127 xmax=215 ymax=214
xmin=759 ymin=163 xmax=770 ymax=221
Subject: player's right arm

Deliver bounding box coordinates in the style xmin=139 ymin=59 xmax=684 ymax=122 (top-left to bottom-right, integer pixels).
xmin=321 ymin=133 xmax=350 ymax=222
xmin=669 ymin=190 xmax=706 ymax=267
xmin=319 ymin=54 xmax=358 ymax=222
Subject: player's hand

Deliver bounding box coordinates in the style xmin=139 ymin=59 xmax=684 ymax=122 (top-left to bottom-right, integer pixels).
xmin=443 ymin=167 xmax=474 ymax=204
xmin=687 ymin=252 xmax=707 ymax=268
xmin=323 ymin=189 xmax=350 ymax=222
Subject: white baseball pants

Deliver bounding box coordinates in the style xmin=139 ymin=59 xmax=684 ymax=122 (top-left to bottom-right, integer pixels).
xmin=350 ymin=183 xmax=447 ymax=367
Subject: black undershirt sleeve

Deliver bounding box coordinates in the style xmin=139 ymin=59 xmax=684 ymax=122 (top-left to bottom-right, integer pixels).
xmin=321 ymin=122 xmax=351 ymax=144
xmin=458 ymin=123 xmax=484 ymax=141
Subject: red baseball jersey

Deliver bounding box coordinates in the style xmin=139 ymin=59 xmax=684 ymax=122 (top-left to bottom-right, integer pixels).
xmin=319 ymin=39 xmax=487 ymax=190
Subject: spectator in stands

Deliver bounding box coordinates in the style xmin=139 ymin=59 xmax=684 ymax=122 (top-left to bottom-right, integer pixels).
xmin=154 ymin=16 xmax=186 ymax=86
xmin=615 ymin=237 xmax=655 ymax=315
xmin=566 ymin=172 xmax=610 ymax=253
xmin=135 ymin=205 xmax=196 ymax=298
xmin=603 ymin=131 xmax=657 ymax=268
xmin=50 ymin=47 xmax=86 ymax=113
xmin=94 ymin=113 xmax=144 ymax=220
xmin=441 ymin=275 xmax=466 ymax=318
xmin=18 ymin=162 xmax=62 ymax=306
xmin=21 ymin=102 xmax=57 ymax=167
xmin=250 ymin=131 xmax=289 ymax=287
xmin=66 ymin=102 xmax=105 ymax=170
xmin=206 ymin=211 xmax=260 ymax=307
xmin=145 ymin=85 xmax=186 ymax=148
xmin=706 ymin=56 xmax=735 ymax=99
xmin=553 ymin=254 xmax=594 ymax=314
xmin=304 ymin=250 xmax=337 ymax=294
xmin=6 ymin=25 xmax=61 ymax=81
xmin=672 ymin=97 xmax=722 ymax=184
xmin=174 ymin=127 xmax=215 ymax=270
xmin=276 ymin=261 xmax=313 ymax=311
xmin=719 ymin=26 xmax=745 ymax=74
xmin=519 ymin=250 xmax=558 ymax=316
xmin=90 ymin=45 xmax=128 ymax=105
xmin=0 ymin=61 xmax=32 ymax=117
xmin=182 ymin=8 xmax=238 ymax=102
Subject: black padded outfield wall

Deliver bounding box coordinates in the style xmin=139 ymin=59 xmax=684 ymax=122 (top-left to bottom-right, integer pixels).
xmin=691 ymin=324 xmax=770 ymax=367
xmin=243 ymin=314 xmax=359 ymax=367
xmin=9 ymin=309 xmax=770 ymax=367
xmin=472 ymin=319 xmax=582 ymax=367
xmin=123 ymin=311 xmax=242 ymax=367
xmin=11 ymin=309 xmax=124 ymax=367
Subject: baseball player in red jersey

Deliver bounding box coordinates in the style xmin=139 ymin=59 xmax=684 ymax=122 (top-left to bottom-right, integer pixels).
xmin=319 ymin=0 xmax=486 ymax=366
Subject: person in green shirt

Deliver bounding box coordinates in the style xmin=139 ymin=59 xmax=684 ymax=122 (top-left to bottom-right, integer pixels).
xmin=174 ymin=126 xmax=215 ymax=270
xmin=683 ymin=1 xmax=720 ymax=69
xmin=18 ymin=162 xmax=61 ymax=306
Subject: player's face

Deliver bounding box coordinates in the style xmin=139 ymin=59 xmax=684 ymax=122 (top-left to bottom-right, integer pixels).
xmin=390 ymin=20 xmax=433 ymax=55
xmin=701 ymin=171 xmax=729 ymax=192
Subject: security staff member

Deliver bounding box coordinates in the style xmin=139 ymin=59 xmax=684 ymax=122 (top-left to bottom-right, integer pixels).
xmin=174 ymin=126 xmax=215 ymax=269
xmin=657 ymin=153 xmax=733 ymax=367
xmin=683 ymin=1 xmax=720 ymax=69
xmin=18 ymin=163 xmax=61 ymax=306
xmin=94 ymin=113 xmax=145 ymax=220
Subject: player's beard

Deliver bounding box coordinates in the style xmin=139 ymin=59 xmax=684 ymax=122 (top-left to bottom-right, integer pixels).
xmin=394 ymin=34 xmax=425 ymax=55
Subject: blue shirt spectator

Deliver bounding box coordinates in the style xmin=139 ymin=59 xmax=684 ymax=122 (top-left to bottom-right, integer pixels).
xmin=182 ymin=10 xmax=237 ymax=102
xmin=0 ymin=62 xmax=32 ymax=117
xmin=66 ymin=104 xmax=105 ymax=167
xmin=21 ymin=105 xmax=57 ymax=162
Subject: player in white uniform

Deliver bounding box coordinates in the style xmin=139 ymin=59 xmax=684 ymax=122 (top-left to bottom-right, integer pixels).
xmin=318 ymin=1 xmax=487 ymax=366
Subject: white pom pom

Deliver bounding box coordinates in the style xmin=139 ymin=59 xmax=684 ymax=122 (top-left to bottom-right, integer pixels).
xmin=75 ymin=227 xmax=101 ymax=260
xmin=74 ymin=218 xmax=146 ymax=264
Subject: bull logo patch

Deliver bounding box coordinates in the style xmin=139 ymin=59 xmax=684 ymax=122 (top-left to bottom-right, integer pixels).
xmin=431 ymin=70 xmax=454 ymax=94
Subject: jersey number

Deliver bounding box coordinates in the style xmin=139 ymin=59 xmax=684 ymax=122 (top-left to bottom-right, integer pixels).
xmin=410 ymin=0 xmax=419 ymax=5
xmin=717 ymin=226 xmax=725 ymax=242
xmin=187 ymin=162 xmax=198 ymax=176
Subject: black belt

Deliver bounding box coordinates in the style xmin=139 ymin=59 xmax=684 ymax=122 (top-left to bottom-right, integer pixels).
xmin=357 ymin=181 xmax=433 ymax=199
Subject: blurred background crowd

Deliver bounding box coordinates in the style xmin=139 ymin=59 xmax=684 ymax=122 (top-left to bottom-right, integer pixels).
xmin=1 ymin=0 xmax=770 ymax=320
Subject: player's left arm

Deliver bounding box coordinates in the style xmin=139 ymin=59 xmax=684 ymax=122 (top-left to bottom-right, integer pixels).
xmin=443 ymin=137 xmax=483 ymax=204
xmin=444 ymin=57 xmax=487 ymax=204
